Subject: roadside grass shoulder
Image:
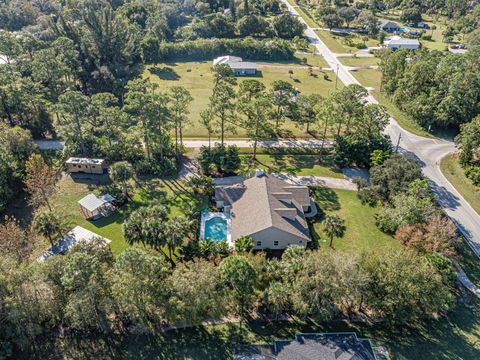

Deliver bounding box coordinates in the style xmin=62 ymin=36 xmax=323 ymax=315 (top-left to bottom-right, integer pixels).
xmin=339 ymin=56 xmax=380 ymax=67
xmin=440 ymin=154 xmax=480 ymax=215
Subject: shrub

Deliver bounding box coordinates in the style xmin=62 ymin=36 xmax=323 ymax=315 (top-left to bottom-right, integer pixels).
xmin=333 ymin=134 xmax=392 ymax=168
xmin=142 ymin=38 xmax=295 ymax=63
xmin=235 ymin=236 xmax=254 ymax=253
xmin=357 ymin=188 xmax=378 ymax=206
xmin=198 ymin=144 xmax=241 ymax=177
xmin=465 ymin=165 xmax=480 ymax=186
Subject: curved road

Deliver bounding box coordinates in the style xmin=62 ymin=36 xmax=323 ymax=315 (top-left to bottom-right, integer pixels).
xmin=283 ymin=0 xmax=480 ymax=255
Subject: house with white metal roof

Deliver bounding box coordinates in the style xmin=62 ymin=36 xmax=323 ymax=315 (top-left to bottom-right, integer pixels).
xmin=212 ymin=55 xmax=257 ymax=76
xmin=384 ymin=36 xmax=420 ymax=50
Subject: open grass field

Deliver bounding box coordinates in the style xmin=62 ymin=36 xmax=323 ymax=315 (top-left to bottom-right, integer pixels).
xmin=42 ymin=175 xmax=207 ymax=256
xmin=350 ymin=68 xmax=381 ymax=89
xmin=440 ymin=154 xmax=480 ymax=215
xmin=143 ymin=58 xmax=340 ymax=139
xmin=25 ymin=300 xmax=480 ymax=359
xmin=339 ymin=56 xmax=380 ymax=67
xmin=311 ymin=188 xmax=399 ymax=253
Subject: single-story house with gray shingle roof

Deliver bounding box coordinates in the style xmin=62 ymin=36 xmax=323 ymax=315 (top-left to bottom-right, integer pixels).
xmin=381 ymin=21 xmax=401 ymax=33
xmin=215 ymin=171 xmax=312 ymax=250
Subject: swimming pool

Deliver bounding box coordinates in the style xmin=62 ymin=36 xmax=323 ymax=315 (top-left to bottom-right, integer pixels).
xmin=204 ymin=217 xmax=227 ymax=241
xmin=200 ymin=211 xmax=232 ymax=244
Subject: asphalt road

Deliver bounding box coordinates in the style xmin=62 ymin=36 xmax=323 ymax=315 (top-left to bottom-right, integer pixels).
xmin=282 ymin=0 xmax=480 ymax=255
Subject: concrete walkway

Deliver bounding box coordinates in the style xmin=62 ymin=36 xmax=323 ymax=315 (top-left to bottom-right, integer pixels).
xmin=36 ymin=139 xmax=334 ymax=151
xmin=183 ymin=139 xmax=333 ymax=149
xmin=271 ymin=173 xmax=357 ymax=190
xmin=214 ymin=174 xmax=356 ymax=191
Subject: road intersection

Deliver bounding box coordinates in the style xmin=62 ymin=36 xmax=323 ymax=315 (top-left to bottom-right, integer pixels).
xmin=282 ymin=0 xmax=480 ymax=255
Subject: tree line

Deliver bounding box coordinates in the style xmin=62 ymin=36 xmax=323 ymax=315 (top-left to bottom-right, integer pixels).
xmin=380 ymin=46 xmax=480 ymax=129
xmin=0 ymin=236 xmax=453 ymax=358
xmin=199 ymin=65 xmax=392 ymax=175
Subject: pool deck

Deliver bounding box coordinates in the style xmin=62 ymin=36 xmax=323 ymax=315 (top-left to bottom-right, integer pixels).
xmin=200 ymin=211 xmax=233 ymax=246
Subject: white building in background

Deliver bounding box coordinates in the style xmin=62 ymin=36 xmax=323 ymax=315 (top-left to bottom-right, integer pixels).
xmin=384 ymin=36 xmax=420 ymax=50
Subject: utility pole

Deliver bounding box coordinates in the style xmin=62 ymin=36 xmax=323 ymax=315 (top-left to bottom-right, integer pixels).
xmin=395 ymin=133 xmax=402 ymax=152
xmin=335 ymin=63 xmax=339 ymax=90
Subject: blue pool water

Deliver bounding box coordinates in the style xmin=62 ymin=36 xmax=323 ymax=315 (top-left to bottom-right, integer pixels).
xmin=204 ymin=217 xmax=227 ymax=241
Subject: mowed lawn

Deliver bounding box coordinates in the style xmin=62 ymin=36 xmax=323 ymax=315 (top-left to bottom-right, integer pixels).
xmin=240 ymin=153 xmax=344 ymax=178
xmin=43 ymin=175 xmax=206 ymax=256
xmin=311 ymin=188 xmax=399 ymax=253
xmin=440 ymin=154 xmax=480 ymax=215
xmin=316 ymin=30 xmax=379 ymax=54
xmin=339 ymin=56 xmax=380 ymax=67
xmin=143 ymin=58 xmax=341 ymax=139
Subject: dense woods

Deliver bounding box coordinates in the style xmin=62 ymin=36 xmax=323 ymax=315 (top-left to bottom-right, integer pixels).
xmin=0 ymin=239 xmax=453 ymax=357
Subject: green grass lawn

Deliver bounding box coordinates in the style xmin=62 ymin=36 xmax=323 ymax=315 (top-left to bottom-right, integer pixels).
xmin=339 ymin=56 xmax=380 ymax=67
xmin=240 ymin=153 xmax=344 ymax=178
xmin=350 ymin=68 xmax=382 ymax=89
xmin=311 ymin=188 xmax=400 ymax=253
xmin=440 ymin=154 xmax=480 ymax=215
xmin=143 ymin=59 xmax=340 ymax=139
xmin=43 ymin=175 xmax=206 ymax=256
xmin=315 ymin=30 xmax=379 ymax=54
xmin=260 ymin=52 xmax=329 ymax=68
xmin=26 ymin=300 xmax=480 ymax=359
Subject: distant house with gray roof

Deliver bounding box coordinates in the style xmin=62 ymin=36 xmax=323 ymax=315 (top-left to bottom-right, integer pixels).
xmin=215 ymin=171 xmax=313 ymax=250
xmin=233 ymin=332 xmax=378 ymax=359
xmin=212 ymin=55 xmax=257 ymax=76
xmin=381 ymin=21 xmax=401 ymax=33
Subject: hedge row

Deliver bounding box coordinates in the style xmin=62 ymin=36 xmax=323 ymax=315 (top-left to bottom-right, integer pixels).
xmin=142 ymin=37 xmax=295 ymax=62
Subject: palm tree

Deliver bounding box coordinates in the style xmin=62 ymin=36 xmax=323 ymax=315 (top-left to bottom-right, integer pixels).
xmin=33 ymin=212 xmax=66 ymax=246
xmin=110 ymin=161 xmax=135 ymax=200
xmin=322 ymin=214 xmax=346 ymax=248
xmin=165 ymin=217 xmax=192 ymax=265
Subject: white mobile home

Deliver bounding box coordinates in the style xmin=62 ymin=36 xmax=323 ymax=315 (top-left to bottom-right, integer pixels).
xmin=65 ymin=157 xmax=107 ymax=174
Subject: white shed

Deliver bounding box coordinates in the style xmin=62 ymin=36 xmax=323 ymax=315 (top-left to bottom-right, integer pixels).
xmin=78 ymin=193 xmax=115 ymax=220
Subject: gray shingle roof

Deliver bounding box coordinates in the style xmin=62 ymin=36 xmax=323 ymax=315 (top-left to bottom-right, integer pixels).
xmin=215 ymin=174 xmax=311 ymax=242
xmin=234 ymin=332 xmax=377 ymax=360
